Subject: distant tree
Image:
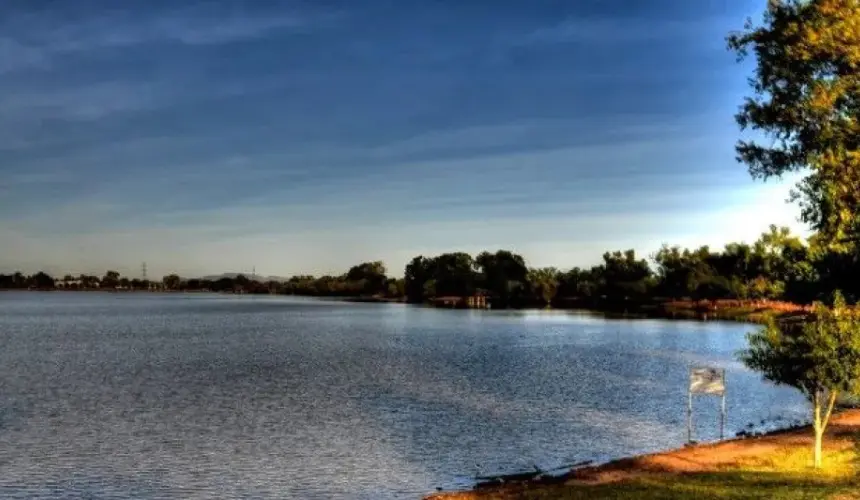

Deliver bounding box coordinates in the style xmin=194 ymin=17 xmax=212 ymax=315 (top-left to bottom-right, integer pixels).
xmin=693 ymin=276 xmax=734 ymax=300
xmin=346 ymin=261 xmax=388 ymax=295
xmin=30 ymin=271 xmax=55 ymax=289
xmin=212 ymin=277 xmax=234 ymax=292
xmin=431 ymin=253 xmax=476 ymax=297
xmin=119 ymin=277 xmax=130 ymax=289
xmin=557 ymin=267 xmax=599 ymax=300
xmin=102 ymin=270 xmax=120 ymax=289
xmin=527 ymin=267 xmax=560 ymax=306
xmin=740 ymin=292 xmax=860 ymax=468
xmin=265 ymin=280 xmax=282 ymax=294
xmin=404 ymin=256 xmax=435 ymax=302
xmin=653 ymin=245 xmax=695 ymax=298
xmin=422 ymin=279 xmax=437 ymax=300
xmin=476 ymin=250 xmax=528 ymax=307
xmin=384 ymin=278 xmax=404 ymax=298
xmin=79 ymin=274 xmax=100 ymax=289
xmin=0 ymin=272 xmax=26 ymax=289
xmin=162 ymin=274 xmax=181 ymax=290
xmin=728 ymin=0 xmax=860 ymax=246
xmin=748 ymin=275 xmax=785 ymax=300
xmin=599 ymin=249 xmax=653 ymax=300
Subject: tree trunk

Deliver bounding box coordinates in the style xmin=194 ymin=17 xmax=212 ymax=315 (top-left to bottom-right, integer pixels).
xmin=813 ymin=392 xmax=822 ymax=469
xmin=812 ymin=390 xmax=839 ymax=469
xmin=814 ymin=426 xmax=824 ymax=469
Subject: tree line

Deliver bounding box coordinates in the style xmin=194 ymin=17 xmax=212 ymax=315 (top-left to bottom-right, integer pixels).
xmin=403 ymin=225 xmax=860 ymax=308
xmin=0 ymin=261 xmax=406 ymax=298
xmin=3 ymin=224 xmax=858 ymax=307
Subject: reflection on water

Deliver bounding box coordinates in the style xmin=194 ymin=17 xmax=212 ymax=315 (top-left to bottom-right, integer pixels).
xmin=0 ymin=292 xmax=806 ymax=499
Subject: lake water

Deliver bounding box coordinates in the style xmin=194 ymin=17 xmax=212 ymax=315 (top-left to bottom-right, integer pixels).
xmin=0 ymin=292 xmax=808 ymax=499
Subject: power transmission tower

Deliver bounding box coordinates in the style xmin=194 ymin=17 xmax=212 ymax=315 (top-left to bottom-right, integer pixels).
xmin=142 ymin=262 xmax=148 ymax=281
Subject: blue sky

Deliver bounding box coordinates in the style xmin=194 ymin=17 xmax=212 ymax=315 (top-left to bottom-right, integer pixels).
xmin=0 ymin=0 xmax=805 ymax=278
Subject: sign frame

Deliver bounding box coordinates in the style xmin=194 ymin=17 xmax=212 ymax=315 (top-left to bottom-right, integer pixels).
xmin=687 ymin=366 xmax=727 ymax=442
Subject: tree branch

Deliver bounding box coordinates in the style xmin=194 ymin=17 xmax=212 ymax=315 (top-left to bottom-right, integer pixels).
xmin=821 ymin=390 xmax=839 ymax=434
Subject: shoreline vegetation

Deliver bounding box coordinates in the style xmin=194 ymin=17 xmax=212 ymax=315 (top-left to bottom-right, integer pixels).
xmin=424 ymin=409 xmax=860 ymax=500
xmin=2 ymin=225 xmax=856 ymax=323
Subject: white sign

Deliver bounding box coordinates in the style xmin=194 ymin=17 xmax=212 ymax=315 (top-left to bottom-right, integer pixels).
xmin=689 ymin=367 xmax=726 ymax=395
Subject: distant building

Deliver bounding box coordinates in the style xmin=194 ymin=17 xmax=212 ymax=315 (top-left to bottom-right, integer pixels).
xmin=432 ymin=293 xmax=489 ymax=309
xmin=466 ymin=293 xmax=488 ymax=309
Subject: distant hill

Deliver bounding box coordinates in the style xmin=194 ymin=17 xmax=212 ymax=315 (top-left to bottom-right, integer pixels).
xmin=199 ymin=273 xmax=289 ymax=283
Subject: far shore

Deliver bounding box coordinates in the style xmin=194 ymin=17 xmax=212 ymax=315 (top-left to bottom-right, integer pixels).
xmin=2 ymin=289 xmax=808 ymax=324
xmin=424 ymin=408 xmax=860 ymax=500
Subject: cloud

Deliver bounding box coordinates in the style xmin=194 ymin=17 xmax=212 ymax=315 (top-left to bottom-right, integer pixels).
xmin=0 ymin=3 xmax=340 ymax=74
xmin=0 ymin=80 xmax=178 ymax=121
xmin=0 ymin=112 xmax=748 ymax=250
xmin=515 ymin=16 xmax=726 ymax=48
xmin=0 ymin=171 xmax=76 ymax=188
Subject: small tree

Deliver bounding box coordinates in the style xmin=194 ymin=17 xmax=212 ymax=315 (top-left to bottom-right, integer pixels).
xmin=740 ymin=292 xmax=860 ymax=468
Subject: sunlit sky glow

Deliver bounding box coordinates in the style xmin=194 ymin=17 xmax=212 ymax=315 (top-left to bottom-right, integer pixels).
xmin=0 ymin=0 xmax=806 ymax=278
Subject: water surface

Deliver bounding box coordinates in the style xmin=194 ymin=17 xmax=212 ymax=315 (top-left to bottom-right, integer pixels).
xmin=0 ymin=292 xmax=807 ymax=499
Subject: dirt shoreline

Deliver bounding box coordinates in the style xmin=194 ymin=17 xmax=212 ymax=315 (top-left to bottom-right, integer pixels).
xmin=423 ymin=409 xmax=860 ymax=499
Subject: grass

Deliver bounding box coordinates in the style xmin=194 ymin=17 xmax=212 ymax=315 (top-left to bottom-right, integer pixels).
xmin=660 ymin=302 xmax=807 ymax=324
xmin=478 ymin=447 xmax=860 ymax=500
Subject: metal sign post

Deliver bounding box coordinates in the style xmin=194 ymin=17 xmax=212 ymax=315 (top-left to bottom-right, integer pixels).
xmin=688 ymin=366 xmax=726 ymax=443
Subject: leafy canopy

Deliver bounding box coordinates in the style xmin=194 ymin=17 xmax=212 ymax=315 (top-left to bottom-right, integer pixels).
xmin=728 ymin=0 xmax=860 ymax=246
xmin=740 ymin=292 xmax=860 ymax=400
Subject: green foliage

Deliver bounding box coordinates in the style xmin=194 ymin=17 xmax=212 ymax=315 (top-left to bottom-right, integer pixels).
xmin=741 ymin=292 xmax=860 ymax=400
xmin=598 ymin=249 xmax=653 ymax=300
xmin=162 ymin=274 xmax=181 ymax=290
xmin=527 ymin=267 xmax=561 ymax=306
xmin=346 ymin=261 xmax=387 ymax=295
xmin=476 ymin=250 xmax=529 ymax=307
xmin=102 ymin=270 xmax=120 ymax=289
xmin=4 ymin=225 xmax=860 ymax=307
xmin=728 ymin=0 xmax=860 ymax=245
xmin=740 ymin=291 xmax=860 ymax=466
xmin=403 ymin=250 xmax=529 ymax=306
xmin=385 ymin=278 xmax=404 ymax=298
xmin=432 ymin=252 xmax=477 ymax=297
xmin=422 ymin=279 xmax=437 ymax=299
xmin=29 ymin=271 xmax=55 ymax=289
xmin=472 ymin=451 xmax=860 ymax=499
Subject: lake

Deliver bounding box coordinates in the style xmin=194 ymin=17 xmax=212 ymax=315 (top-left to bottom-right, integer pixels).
xmin=0 ymin=292 xmax=807 ymax=499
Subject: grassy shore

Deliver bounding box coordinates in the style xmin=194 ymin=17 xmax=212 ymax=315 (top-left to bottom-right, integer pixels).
xmin=425 ymin=410 xmax=860 ymax=500
xmin=653 ymin=299 xmax=811 ymax=324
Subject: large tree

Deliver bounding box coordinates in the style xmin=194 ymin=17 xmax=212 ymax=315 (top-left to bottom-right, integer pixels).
xmin=728 ymin=0 xmax=860 ymax=246
xmin=740 ymin=292 xmax=860 ymax=468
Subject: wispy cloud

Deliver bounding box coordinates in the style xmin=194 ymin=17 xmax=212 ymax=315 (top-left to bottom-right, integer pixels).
xmin=0 ymin=0 xmax=792 ymax=277
xmin=515 ymin=16 xmax=726 ymax=47
xmin=0 ymin=3 xmax=340 ymax=74
xmin=0 ymin=80 xmax=176 ymax=121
